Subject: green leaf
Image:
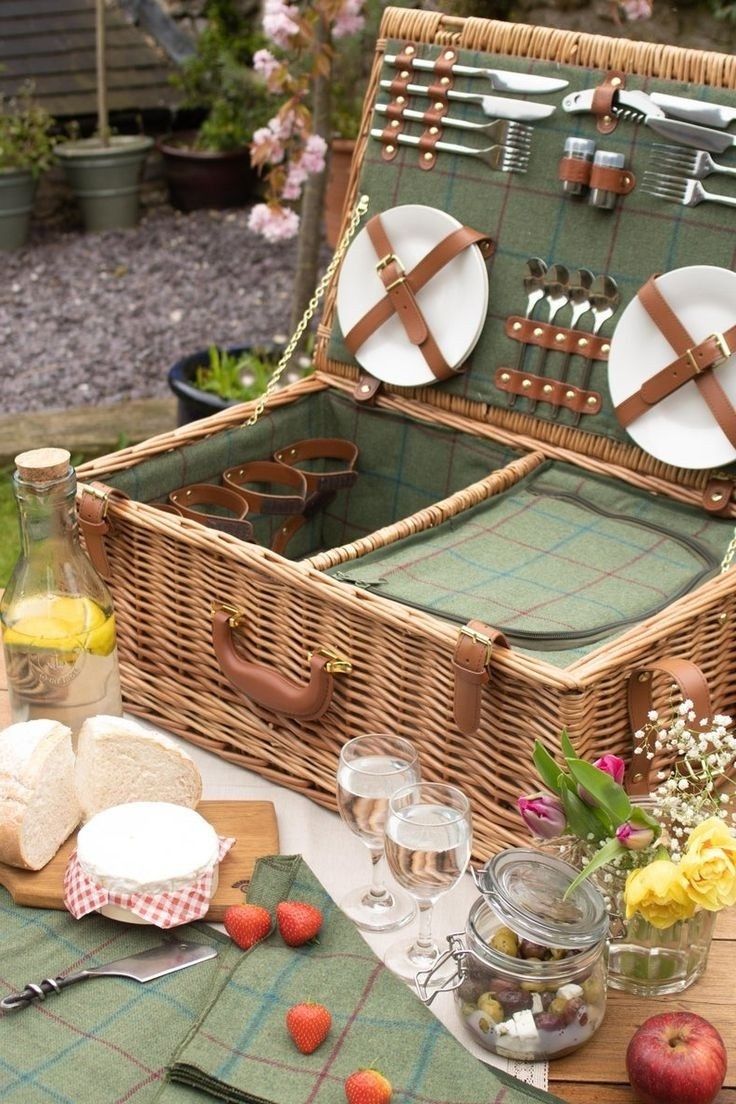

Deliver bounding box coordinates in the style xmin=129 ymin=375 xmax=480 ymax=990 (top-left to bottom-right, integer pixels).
xmin=565 ymin=759 xmax=632 ymax=823
xmin=532 ymin=740 xmax=564 ymax=796
xmin=560 ymin=783 xmax=608 ymax=842
xmin=560 ymin=729 xmax=578 ymax=762
xmin=563 ymin=837 xmax=626 ymax=899
xmin=629 ymin=804 xmax=661 ymax=835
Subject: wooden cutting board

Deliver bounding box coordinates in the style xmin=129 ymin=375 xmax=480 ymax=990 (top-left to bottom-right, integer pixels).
xmin=0 ymin=800 xmax=279 ymax=922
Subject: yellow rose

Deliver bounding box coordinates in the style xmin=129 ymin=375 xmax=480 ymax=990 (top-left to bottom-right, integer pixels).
xmin=624 ymin=860 xmax=696 ymax=929
xmin=680 ymin=817 xmax=736 ymax=911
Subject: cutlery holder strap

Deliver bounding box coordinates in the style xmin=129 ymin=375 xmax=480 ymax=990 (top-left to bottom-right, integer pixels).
xmin=614 ymin=275 xmax=736 ymax=446
xmin=591 ymin=69 xmax=627 ymax=133
xmin=494 ymin=367 xmax=601 ymax=415
xmin=625 ymin=658 xmax=712 ymax=796
xmin=505 ymin=316 xmax=611 ymax=360
xmin=343 ymin=215 xmax=494 ymax=381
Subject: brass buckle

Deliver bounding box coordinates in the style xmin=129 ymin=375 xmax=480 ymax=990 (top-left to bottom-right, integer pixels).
xmin=459 ymin=626 xmax=493 ymax=667
xmin=211 ymin=601 xmax=245 ymax=628
xmin=376 ymin=252 xmax=406 ymax=292
xmin=76 ymin=481 xmax=110 ymax=517
xmin=686 ymin=332 xmax=732 ymax=375
xmin=308 ymin=645 xmax=353 ymax=675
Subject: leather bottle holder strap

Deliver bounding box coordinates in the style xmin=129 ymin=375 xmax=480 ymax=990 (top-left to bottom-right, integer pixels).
xmin=453 ymin=620 xmax=509 ymax=736
xmin=614 ymin=275 xmax=736 ymax=446
xmin=168 ymin=484 xmax=254 ymax=542
xmin=212 ymin=607 xmax=352 ymax=721
xmin=344 ymin=214 xmax=494 ymax=382
xmin=77 ymin=482 xmax=130 ymax=581
xmin=624 ymin=657 xmax=712 ymax=796
xmin=273 ymin=437 xmax=359 ymax=496
xmin=222 ymin=461 xmax=308 ymax=515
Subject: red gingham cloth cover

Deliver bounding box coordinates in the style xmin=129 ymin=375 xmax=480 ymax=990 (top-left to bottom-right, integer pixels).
xmin=63 ymin=836 xmax=235 ymax=928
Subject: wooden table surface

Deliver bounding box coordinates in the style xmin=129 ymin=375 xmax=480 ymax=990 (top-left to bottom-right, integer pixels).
xmin=1 ymin=654 xmax=734 ymax=1103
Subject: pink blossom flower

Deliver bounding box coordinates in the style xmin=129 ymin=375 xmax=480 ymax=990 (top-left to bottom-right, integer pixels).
xmin=333 ymin=0 xmax=365 ymax=39
xmin=263 ymin=0 xmax=300 ymax=47
xmin=248 ymin=203 xmax=300 ymax=242
xmin=618 ymin=0 xmax=652 ymax=20
xmin=300 ymin=133 xmax=327 ymax=174
xmin=253 ymin=49 xmax=281 ymax=80
xmin=282 ymin=162 xmax=307 ymax=200
xmin=517 ymin=794 xmax=566 ymax=840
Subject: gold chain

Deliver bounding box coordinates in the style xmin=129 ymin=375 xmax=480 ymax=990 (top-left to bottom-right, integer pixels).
xmin=720 ymin=527 xmax=736 ymax=573
xmin=246 ymin=193 xmax=370 ymax=428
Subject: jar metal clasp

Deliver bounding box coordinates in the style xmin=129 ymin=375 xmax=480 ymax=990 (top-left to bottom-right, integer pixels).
xmin=414 ymin=931 xmax=468 ymax=1006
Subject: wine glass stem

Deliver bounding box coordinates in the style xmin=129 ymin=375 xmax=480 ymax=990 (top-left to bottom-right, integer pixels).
xmin=367 ymin=849 xmax=390 ymax=901
xmin=413 ymin=901 xmax=434 ymax=952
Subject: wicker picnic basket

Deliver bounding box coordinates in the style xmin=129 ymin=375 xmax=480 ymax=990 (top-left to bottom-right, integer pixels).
xmin=78 ymin=8 xmax=736 ymax=859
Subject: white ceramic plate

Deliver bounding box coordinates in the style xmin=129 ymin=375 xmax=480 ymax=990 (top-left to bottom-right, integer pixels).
xmin=608 ymin=265 xmax=736 ymax=470
xmin=336 ymin=204 xmax=489 ymax=387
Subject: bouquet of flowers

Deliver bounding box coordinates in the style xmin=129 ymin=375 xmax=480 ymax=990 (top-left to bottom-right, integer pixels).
xmin=517 ymin=701 xmax=736 ymax=929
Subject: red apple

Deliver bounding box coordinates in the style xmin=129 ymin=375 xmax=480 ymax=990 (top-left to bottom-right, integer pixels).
xmin=626 ymin=1012 xmax=727 ymax=1104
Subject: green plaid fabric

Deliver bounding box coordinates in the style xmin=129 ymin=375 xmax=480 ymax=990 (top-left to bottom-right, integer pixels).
xmin=327 ymin=40 xmax=736 ymax=458
xmin=328 ymin=460 xmax=732 ymax=665
xmin=0 ymin=888 xmax=231 ymax=1102
xmin=157 ymin=855 xmax=564 ymax=1104
xmin=107 ymin=389 xmax=521 ymax=561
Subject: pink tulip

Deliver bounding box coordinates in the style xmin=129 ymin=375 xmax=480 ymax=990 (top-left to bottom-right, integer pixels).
xmin=616 ymin=822 xmax=655 ymax=850
xmin=517 ymin=794 xmax=566 ymax=840
xmin=593 ymin=754 xmax=626 ymax=785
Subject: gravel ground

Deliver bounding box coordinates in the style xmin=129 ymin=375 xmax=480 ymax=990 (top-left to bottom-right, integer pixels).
xmin=0 ymin=203 xmax=308 ymax=415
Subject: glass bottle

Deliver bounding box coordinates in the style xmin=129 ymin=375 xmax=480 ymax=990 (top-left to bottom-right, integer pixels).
xmin=0 ymin=447 xmax=122 ymax=740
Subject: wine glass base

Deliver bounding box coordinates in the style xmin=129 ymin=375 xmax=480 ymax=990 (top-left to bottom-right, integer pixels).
xmin=384 ymin=937 xmax=455 ymax=988
xmin=339 ymin=884 xmax=417 ymax=932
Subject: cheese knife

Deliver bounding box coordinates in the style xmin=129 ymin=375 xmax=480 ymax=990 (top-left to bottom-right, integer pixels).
xmin=378 ymin=80 xmax=556 ymax=121
xmin=385 ymin=54 xmax=568 ymax=93
xmin=649 ymin=91 xmax=736 ymax=130
xmin=0 ymin=939 xmax=218 ymax=1012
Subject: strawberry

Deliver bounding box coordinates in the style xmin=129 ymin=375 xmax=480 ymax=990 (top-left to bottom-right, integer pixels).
xmin=285 ymin=1002 xmax=332 ymax=1054
xmin=275 ymin=900 xmax=323 ymax=946
xmin=223 ymin=904 xmax=272 ymax=950
xmin=344 ymin=1068 xmax=392 ymax=1104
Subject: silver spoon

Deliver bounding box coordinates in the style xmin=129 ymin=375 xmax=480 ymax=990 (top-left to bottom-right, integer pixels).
xmin=508 ymin=258 xmax=547 ymax=408
xmin=529 ymin=263 xmax=570 ymax=413
xmin=549 ymin=267 xmax=593 ymax=419
xmin=571 ymin=274 xmax=620 ymax=426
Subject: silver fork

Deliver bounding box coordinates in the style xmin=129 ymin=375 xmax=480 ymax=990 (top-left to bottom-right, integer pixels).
xmin=649 ymin=144 xmax=736 ymax=181
xmin=370 ymin=129 xmax=530 ymax=173
xmin=642 ymin=171 xmax=736 ymax=209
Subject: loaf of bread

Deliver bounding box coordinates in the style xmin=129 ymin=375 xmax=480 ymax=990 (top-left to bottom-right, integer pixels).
xmin=0 ymin=719 xmax=82 ymax=870
xmin=75 ymin=715 xmax=202 ymax=820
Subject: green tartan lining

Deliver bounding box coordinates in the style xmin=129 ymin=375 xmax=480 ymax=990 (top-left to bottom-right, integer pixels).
xmin=327 ymin=39 xmax=736 ymax=472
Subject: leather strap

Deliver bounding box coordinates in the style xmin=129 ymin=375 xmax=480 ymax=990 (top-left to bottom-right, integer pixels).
xmin=625 ymin=658 xmax=711 ymax=795
xmin=558 ymin=157 xmax=593 ymax=186
xmin=591 ymin=70 xmax=626 ymax=133
xmin=222 ymin=461 xmax=307 ymax=516
xmin=168 ymin=484 xmax=254 ymax=541
xmin=353 ymin=373 xmax=382 ymax=403
xmin=273 ymin=437 xmax=359 ymax=495
xmin=495 ymin=367 xmax=601 ymax=415
xmin=703 ymin=476 xmax=735 ymax=516
xmin=381 ymin=43 xmax=415 ymax=160
xmin=367 ymin=215 xmax=430 ymax=348
xmin=344 ymin=219 xmax=494 ymax=380
xmin=588 ymin=163 xmax=636 ymax=195
xmin=614 ymin=276 xmax=736 ymax=444
xmin=505 ymin=316 xmax=611 ymax=361
xmin=453 ymin=620 xmax=509 ymax=736
xmin=76 ymin=482 xmax=129 ymax=581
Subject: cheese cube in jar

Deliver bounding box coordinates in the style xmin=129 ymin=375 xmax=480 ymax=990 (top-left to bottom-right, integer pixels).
xmin=423 ymin=849 xmax=609 ymax=1061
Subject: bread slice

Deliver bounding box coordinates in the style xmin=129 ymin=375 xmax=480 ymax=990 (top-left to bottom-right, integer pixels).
xmin=75 ymin=715 xmax=202 ymax=820
xmin=0 ymin=719 xmax=81 ymax=870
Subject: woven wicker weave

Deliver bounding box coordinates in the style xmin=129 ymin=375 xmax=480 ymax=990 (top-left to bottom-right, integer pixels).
xmin=78 ymin=10 xmax=736 ymax=859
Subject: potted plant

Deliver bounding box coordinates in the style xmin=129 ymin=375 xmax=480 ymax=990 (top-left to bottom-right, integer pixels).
xmin=168 ymin=342 xmax=312 ymax=425
xmin=158 ymin=0 xmax=272 ymax=211
xmin=54 ymin=0 xmax=153 ymax=231
xmin=0 ymin=84 xmax=55 ymax=251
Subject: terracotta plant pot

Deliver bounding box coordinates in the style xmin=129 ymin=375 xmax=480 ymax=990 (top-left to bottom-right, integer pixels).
xmin=324 ymin=138 xmax=356 ymax=249
xmin=157 ymin=132 xmax=259 ymax=211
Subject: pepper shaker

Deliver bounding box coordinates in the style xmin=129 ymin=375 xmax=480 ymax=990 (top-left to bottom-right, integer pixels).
xmin=560 ymin=137 xmax=596 ymax=197
xmin=589 ymin=150 xmax=626 ymax=210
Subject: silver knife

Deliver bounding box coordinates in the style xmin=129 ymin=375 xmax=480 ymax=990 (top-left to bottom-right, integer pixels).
xmin=0 ymin=940 xmax=218 ymax=1012
xmin=644 ymin=115 xmax=736 ymax=154
xmin=650 ymin=91 xmax=736 ymax=130
xmin=385 ymin=54 xmax=567 ymax=94
xmin=379 ymin=80 xmax=555 ymax=121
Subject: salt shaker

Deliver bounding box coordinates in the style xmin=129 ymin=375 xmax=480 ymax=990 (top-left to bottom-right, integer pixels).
xmin=589 ymin=150 xmax=626 ymax=210
xmin=560 ymin=137 xmax=596 ymax=197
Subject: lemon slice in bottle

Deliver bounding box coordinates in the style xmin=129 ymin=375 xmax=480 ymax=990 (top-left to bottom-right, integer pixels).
xmin=3 ymin=596 xmax=116 ymax=657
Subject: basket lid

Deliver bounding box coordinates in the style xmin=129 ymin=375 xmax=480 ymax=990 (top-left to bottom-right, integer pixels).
xmin=472 ymin=847 xmax=608 ymax=949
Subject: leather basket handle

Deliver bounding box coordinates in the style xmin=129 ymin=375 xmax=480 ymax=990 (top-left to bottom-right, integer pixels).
xmin=625 ymin=657 xmax=712 ymax=795
xmin=212 ymin=609 xmax=351 ymax=721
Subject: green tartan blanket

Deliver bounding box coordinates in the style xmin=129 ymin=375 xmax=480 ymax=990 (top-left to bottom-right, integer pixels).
xmin=158 ymin=855 xmax=563 ymax=1104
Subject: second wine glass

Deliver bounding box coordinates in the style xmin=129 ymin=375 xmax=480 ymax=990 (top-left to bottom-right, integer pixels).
xmin=336 ymin=734 xmax=421 ymax=931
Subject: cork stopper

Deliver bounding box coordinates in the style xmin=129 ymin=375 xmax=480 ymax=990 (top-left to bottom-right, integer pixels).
xmin=15 ymin=448 xmax=71 ymax=483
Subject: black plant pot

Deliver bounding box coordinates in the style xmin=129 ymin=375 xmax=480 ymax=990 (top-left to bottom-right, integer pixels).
xmin=168 ymin=347 xmax=245 ymax=426
xmin=157 ymin=133 xmax=258 ymax=211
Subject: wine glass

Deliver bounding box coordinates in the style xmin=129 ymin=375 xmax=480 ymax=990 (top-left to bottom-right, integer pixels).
xmin=383 ymin=782 xmax=472 ymax=983
xmin=336 ymin=734 xmax=421 ymax=931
